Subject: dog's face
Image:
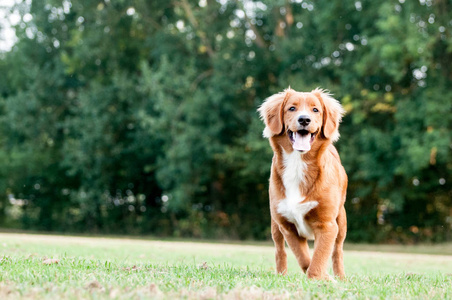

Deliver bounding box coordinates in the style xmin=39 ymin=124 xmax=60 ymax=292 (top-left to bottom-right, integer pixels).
xmin=283 ymin=93 xmax=323 ymax=153
xmin=258 ymin=88 xmax=344 ymax=153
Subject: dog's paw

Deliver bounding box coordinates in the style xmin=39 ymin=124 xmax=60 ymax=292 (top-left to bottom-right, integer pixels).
xmin=307 ymin=270 xmax=337 ymax=282
xmin=326 ymin=274 xmax=337 ymax=283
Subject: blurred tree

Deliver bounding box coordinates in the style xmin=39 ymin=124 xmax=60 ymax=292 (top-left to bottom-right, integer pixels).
xmin=0 ymin=0 xmax=80 ymax=230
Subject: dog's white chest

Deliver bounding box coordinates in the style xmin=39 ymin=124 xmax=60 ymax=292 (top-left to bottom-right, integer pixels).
xmin=277 ymin=151 xmax=318 ymax=240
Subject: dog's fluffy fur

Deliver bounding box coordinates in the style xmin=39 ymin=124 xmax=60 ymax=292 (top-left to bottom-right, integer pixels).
xmin=258 ymin=88 xmax=347 ymax=280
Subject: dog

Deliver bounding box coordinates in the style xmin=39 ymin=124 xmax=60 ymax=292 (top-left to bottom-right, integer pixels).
xmin=258 ymin=88 xmax=347 ymax=280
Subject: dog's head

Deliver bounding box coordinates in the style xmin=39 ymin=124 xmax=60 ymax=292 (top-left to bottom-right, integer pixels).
xmin=258 ymin=88 xmax=345 ymax=153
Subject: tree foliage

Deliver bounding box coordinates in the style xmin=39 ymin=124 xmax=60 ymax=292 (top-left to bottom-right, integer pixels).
xmin=0 ymin=0 xmax=450 ymax=242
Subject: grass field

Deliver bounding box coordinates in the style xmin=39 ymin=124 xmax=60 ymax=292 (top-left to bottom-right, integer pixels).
xmin=1 ymin=232 xmax=451 ymax=299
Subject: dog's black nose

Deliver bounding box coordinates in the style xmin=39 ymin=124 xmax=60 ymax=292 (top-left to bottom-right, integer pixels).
xmin=298 ymin=115 xmax=311 ymax=126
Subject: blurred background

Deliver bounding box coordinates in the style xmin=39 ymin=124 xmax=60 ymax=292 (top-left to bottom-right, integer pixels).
xmin=0 ymin=0 xmax=450 ymax=243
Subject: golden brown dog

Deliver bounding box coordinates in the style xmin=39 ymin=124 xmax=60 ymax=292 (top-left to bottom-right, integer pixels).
xmin=258 ymin=88 xmax=347 ymax=280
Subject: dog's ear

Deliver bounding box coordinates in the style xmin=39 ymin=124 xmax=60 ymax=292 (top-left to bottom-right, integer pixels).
xmin=313 ymin=88 xmax=345 ymax=142
xmin=258 ymin=89 xmax=292 ymax=138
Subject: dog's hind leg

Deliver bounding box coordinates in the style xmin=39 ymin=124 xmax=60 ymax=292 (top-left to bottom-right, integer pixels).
xmin=271 ymin=218 xmax=288 ymax=275
xmin=332 ymin=206 xmax=347 ymax=279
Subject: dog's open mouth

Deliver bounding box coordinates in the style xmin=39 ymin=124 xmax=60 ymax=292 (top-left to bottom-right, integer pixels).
xmin=288 ymin=129 xmax=317 ymax=152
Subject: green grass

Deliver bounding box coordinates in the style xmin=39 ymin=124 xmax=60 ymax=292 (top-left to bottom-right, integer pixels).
xmin=1 ymin=233 xmax=451 ymax=299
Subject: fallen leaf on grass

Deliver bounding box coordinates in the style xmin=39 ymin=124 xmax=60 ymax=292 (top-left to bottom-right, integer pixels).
xmin=86 ymin=280 xmax=104 ymax=291
xmin=42 ymin=258 xmax=59 ymax=265
xmin=198 ymin=261 xmax=208 ymax=270
xmin=149 ymin=283 xmax=162 ymax=296
xmin=123 ymin=265 xmax=140 ymax=272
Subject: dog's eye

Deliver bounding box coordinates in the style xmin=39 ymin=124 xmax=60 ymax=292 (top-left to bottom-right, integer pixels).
xmin=289 ymin=107 xmax=296 ymax=111
xmin=313 ymin=108 xmax=319 ymax=112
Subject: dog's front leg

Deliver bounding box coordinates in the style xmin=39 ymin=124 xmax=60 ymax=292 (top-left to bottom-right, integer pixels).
xmin=307 ymin=221 xmax=338 ymax=280
xmin=279 ymin=222 xmax=311 ymax=273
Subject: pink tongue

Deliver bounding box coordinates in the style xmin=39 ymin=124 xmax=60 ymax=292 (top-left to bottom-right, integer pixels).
xmin=293 ymin=132 xmax=311 ymax=151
